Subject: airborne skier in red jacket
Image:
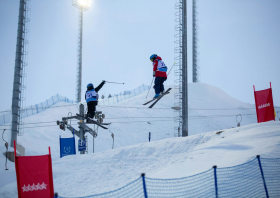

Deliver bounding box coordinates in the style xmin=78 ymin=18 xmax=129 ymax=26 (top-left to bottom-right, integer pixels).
xmin=150 ymin=54 xmax=167 ymax=98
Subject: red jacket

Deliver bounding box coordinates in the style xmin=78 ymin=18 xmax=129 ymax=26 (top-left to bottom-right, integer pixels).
xmin=153 ymin=56 xmax=167 ymax=78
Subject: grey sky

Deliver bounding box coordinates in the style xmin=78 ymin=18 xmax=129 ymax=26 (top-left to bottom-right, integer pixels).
xmin=0 ymin=0 xmax=279 ymax=112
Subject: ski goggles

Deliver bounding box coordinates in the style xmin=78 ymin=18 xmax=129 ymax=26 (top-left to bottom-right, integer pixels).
xmin=150 ymin=58 xmax=154 ymax=62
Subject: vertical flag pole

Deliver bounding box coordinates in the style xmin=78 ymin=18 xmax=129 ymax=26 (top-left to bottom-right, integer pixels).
xmin=13 ymin=140 xmax=17 ymax=157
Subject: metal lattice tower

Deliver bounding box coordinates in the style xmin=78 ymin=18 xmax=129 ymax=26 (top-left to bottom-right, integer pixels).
xmin=174 ymin=0 xmax=188 ymax=137
xmin=11 ymin=0 xmax=31 ymax=147
xmin=192 ymin=0 xmax=198 ymax=83
xmin=181 ymin=0 xmax=188 ymax=137
xmin=72 ymin=0 xmax=92 ymax=103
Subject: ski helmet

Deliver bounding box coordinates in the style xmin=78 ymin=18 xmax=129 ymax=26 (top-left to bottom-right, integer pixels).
xmin=87 ymin=83 xmax=93 ymax=88
xmin=150 ymin=54 xmax=157 ymax=62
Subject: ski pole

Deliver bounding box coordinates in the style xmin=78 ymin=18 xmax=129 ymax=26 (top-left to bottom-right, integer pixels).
xmin=105 ymin=81 xmax=125 ymax=84
xmin=145 ymin=77 xmax=154 ymax=99
xmin=167 ymin=62 xmax=176 ymax=76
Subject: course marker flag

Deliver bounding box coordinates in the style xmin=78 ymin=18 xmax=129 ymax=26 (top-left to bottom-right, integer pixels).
xmin=14 ymin=141 xmax=54 ymax=198
xmin=253 ymin=82 xmax=275 ymax=123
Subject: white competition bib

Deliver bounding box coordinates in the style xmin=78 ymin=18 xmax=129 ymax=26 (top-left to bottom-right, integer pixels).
xmin=86 ymin=90 xmax=97 ymax=100
xmin=157 ymin=60 xmax=167 ymax=72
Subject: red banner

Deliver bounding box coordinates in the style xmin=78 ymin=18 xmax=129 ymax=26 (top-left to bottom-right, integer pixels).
xmin=253 ymin=83 xmax=275 ymax=123
xmin=14 ymin=141 xmax=54 ymax=198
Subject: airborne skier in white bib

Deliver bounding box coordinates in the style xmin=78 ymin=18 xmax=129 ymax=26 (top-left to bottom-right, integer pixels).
xmin=85 ymin=81 xmax=106 ymax=123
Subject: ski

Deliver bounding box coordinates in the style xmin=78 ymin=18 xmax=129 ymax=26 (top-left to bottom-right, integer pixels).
xmin=143 ymin=88 xmax=172 ymax=105
xmin=76 ymin=114 xmax=108 ymax=129
xmin=100 ymin=123 xmax=111 ymax=125
xmin=148 ymin=89 xmax=171 ymax=108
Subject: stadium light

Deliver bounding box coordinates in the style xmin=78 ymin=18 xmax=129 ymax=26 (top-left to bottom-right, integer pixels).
xmin=73 ymin=0 xmax=92 ymax=9
xmin=72 ymin=0 xmax=92 ymax=102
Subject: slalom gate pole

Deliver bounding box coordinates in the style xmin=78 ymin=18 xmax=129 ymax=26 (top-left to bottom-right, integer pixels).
xmin=167 ymin=62 xmax=176 ymax=76
xmin=105 ymin=81 xmax=125 ymax=84
xmin=145 ymin=77 xmax=154 ymax=99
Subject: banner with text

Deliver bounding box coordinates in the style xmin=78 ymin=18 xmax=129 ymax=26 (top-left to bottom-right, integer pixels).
xmin=254 ymin=83 xmax=275 ymax=123
xmin=14 ymin=141 xmax=54 ymax=198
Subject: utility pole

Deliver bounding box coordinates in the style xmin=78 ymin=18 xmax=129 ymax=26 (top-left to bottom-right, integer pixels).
xmin=79 ymin=104 xmax=85 ymax=154
xmin=182 ymin=0 xmax=188 ymax=137
xmin=11 ymin=0 xmax=27 ymax=147
xmin=57 ymin=104 xmax=110 ymax=154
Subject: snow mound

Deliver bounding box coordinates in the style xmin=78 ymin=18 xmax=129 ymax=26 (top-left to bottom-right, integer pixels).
xmin=1 ymin=83 xmax=276 ymax=197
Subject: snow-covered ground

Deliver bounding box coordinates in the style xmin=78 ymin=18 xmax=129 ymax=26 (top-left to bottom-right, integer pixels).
xmin=0 ymin=83 xmax=279 ymax=197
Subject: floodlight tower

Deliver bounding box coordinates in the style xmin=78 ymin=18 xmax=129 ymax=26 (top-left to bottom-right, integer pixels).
xmin=192 ymin=0 xmax=198 ymax=83
xmin=11 ymin=0 xmax=30 ymax=147
xmin=72 ymin=0 xmax=92 ymax=102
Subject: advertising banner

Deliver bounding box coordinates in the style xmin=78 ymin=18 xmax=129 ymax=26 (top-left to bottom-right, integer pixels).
xmin=14 ymin=141 xmax=54 ymax=198
xmin=254 ymin=83 xmax=275 ymax=123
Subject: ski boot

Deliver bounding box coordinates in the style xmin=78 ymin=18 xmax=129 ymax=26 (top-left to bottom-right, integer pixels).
xmin=86 ymin=117 xmax=94 ymax=123
xmin=153 ymin=93 xmax=160 ymax=99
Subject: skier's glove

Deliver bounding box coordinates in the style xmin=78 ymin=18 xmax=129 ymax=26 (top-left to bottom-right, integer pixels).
xmin=102 ymin=80 xmax=106 ymax=84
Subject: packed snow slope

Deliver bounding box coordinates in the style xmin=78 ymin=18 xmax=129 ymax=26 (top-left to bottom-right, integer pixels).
xmin=1 ymin=83 xmax=278 ymax=197
xmin=1 ymin=122 xmax=280 ymax=197
xmin=2 ymin=83 xmax=258 ymax=158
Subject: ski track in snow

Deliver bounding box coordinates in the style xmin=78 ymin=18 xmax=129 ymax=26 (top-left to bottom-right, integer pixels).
xmin=0 ymin=83 xmax=279 ymax=197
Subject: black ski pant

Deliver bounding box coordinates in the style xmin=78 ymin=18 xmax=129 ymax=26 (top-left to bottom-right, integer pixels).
xmin=154 ymin=77 xmax=166 ymax=94
xmin=87 ymin=101 xmax=97 ymax=118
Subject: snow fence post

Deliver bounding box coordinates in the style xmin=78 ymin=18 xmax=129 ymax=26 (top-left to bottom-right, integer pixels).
xmin=141 ymin=173 xmax=148 ymax=198
xmin=257 ymin=155 xmax=269 ymax=198
xmin=213 ymin=165 xmax=218 ymax=198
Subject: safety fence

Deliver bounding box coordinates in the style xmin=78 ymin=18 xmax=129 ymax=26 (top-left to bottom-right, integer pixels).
xmin=56 ymin=156 xmax=280 ymax=198
xmin=0 ymin=94 xmax=74 ymax=126
xmin=98 ymin=84 xmax=150 ymax=106
xmin=0 ymin=84 xmax=150 ymax=126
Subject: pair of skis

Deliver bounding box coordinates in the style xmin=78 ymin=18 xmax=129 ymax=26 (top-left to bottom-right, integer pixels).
xmin=143 ymin=88 xmax=172 ymax=108
xmin=76 ymin=114 xmax=109 ymax=130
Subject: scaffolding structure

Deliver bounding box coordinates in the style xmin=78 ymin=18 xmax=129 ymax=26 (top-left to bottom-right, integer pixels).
xmin=174 ymin=0 xmax=188 ymax=137
xmin=72 ymin=0 xmax=91 ymax=103
xmin=192 ymin=0 xmax=198 ymax=83
xmin=11 ymin=0 xmax=31 ymax=146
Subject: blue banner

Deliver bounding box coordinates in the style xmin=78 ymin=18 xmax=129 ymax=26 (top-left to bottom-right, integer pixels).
xmin=60 ymin=136 xmax=76 ymax=158
xmin=78 ymin=139 xmax=86 ymax=151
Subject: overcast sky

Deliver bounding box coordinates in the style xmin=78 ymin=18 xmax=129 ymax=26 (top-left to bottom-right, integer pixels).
xmin=0 ymin=0 xmax=279 ymax=112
